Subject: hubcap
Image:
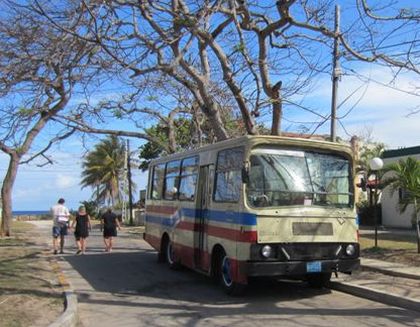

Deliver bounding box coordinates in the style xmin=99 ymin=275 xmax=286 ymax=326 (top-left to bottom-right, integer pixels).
xmin=167 ymin=241 xmax=175 ymax=265
xmin=221 ymin=256 xmax=232 ymax=287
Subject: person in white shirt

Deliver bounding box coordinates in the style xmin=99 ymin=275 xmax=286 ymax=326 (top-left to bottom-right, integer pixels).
xmin=51 ymin=198 xmax=71 ymax=254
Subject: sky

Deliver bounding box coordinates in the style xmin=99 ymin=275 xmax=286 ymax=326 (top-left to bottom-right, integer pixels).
xmin=0 ymin=1 xmax=419 ymax=211
xmin=298 ymin=66 xmax=420 ymax=147
xmin=2 ymin=64 xmax=418 ymax=211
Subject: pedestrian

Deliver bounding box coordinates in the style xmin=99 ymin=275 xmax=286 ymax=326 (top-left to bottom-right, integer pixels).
xmin=101 ymin=207 xmax=121 ymax=252
xmin=51 ymin=198 xmax=71 ymax=255
xmin=71 ymin=205 xmax=91 ymax=255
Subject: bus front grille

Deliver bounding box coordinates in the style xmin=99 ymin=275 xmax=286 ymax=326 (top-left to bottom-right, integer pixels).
xmin=279 ymin=243 xmax=341 ymax=261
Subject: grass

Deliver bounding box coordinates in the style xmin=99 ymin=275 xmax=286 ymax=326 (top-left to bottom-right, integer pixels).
xmin=359 ymin=233 xmax=417 ymax=251
xmin=0 ymin=221 xmax=63 ymax=327
xmin=359 ymin=231 xmax=420 ymax=266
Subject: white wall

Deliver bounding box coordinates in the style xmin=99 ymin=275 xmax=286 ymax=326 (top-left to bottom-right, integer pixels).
xmin=381 ymin=152 xmax=420 ymax=228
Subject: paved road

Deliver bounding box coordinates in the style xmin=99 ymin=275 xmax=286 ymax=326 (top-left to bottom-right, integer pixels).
xmin=35 ymin=221 xmax=420 ymax=327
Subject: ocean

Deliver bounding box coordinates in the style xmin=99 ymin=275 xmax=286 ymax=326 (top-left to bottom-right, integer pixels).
xmin=12 ymin=210 xmax=50 ymax=217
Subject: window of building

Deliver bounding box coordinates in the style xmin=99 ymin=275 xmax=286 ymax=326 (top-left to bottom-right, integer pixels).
xmin=214 ymin=147 xmax=244 ymax=202
xmin=399 ymin=188 xmax=412 ymax=201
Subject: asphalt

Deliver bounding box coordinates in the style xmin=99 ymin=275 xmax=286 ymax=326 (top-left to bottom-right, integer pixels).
xmin=44 ymin=224 xmax=420 ymax=327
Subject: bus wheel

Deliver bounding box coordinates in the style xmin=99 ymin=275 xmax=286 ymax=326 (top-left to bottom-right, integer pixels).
xmin=307 ymin=272 xmax=332 ymax=288
xmin=218 ymin=250 xmax=245 ymax=296
xmin=165 ymin=238 xmax=180 ymax=270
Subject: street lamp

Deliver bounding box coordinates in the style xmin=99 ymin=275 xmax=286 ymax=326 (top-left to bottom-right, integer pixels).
xmin=369 ymin=157 xmax=383 ymax=247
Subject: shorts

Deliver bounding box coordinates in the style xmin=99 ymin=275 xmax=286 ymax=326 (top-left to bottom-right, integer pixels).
xmin=52 ymin=224 xmax=68 ymax=238
xmin=103 ymin=227 xmax=117 ymax=238
xmin=74 ymin=230 xmax=89 ymax=241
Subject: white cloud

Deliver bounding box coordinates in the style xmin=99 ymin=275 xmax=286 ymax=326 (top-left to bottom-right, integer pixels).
xmin=290 ymin=66 xmax=420 ymax=148
xmin=55 ymin=174 xmax=78 ymax=189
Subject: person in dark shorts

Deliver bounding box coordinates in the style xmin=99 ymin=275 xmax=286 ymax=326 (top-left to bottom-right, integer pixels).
xmin=101 ymin=208 xmax=121 ymax=252
xmin=71 ymin=205 xmax=91 ymax=255
xmin=51 ymin=198 xmax=71 ymax=254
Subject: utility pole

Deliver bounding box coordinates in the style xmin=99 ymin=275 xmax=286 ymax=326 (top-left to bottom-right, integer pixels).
xmin=122 ymin=144 xmax=127 ymax=222
xmin=330 ymin=5 xmax=341 ymax=142
xmin=126 ymin=139 xmax=134 ymax=226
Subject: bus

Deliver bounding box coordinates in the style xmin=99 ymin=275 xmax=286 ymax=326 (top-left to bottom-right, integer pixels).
xmin=144 ymin=135 xmax=360 ymax=294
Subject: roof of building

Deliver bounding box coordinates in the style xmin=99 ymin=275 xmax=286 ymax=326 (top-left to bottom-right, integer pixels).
xmin=382 ymin=145 xmax=420 ymax=158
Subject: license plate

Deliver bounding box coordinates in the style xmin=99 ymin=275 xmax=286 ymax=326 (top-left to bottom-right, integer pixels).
xmin=306 ymin=261 xmax=322 ymax=273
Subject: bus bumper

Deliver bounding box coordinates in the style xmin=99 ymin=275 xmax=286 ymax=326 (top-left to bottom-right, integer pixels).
xmin=246 ymin=258 xmax=360 ymax=277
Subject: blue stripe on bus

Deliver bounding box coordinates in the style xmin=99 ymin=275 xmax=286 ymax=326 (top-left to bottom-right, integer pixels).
xmin=206 ymin=210 xmax=256 ymax=225
xmin=146 ymin=214 xmax=177 ymax=227
xmin=146 ymin=208 xmax=257 ymax=226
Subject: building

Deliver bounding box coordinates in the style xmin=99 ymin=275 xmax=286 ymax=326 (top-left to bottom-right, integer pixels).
xmin=381 ymin=146 xmax=420 ymax=228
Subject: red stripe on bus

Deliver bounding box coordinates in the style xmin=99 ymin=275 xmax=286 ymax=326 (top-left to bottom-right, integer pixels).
xmin=175 ymin=221 xmax=257 ymax=243
xmin=146 ymin=204 xmax=178 ymax=215
xmin=207 ymin=225 xmax=257 ymax=243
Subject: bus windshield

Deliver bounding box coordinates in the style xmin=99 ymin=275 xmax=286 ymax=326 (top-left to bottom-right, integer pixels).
xmin=247 ymin=149 xmax=352 ymax=208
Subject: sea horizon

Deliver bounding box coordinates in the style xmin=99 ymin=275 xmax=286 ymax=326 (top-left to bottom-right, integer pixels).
xmin=12 ymin=210 xmax=50 ymax=216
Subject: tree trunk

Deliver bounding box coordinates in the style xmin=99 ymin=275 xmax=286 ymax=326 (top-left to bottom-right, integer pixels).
xmin=1 ymin=154 xmax=20 ymax=237
xmin=270 ymin=82 xmax=282 ymax=135
xmin=201 ymin=102 xmax=230 ymax=141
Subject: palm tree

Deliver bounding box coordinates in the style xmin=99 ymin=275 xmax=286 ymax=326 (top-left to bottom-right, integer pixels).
xmin=81 ymin=136 xmax=126 ymax=207
xmin=381 ymin=157 xmax=420 ymax=253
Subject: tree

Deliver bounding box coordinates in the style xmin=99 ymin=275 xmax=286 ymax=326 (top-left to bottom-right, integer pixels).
xmin=381 ymin=157 xmax=420 ymax=253
xmin=36 ymin=0 xmax=419 ymax=141
xmin=0 ymin=2 xmax=96 ymax=236
xmin=138 ymin=120 xmax=194 ymax=171
xmin=80 ymin=136 xmax=126 ymax=207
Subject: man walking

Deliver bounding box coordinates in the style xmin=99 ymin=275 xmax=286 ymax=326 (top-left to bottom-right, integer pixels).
xmin=51 ymin=198 xmax=71 ymax=254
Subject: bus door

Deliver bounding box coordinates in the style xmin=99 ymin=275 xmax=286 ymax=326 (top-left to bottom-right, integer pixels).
xmin=194 ymin=164 xmax=213 ymax=270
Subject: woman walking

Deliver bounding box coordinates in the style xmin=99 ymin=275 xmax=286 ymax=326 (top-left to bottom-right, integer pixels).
xmin=71 ymin=205 xmax=91 ymax=255
xmin=101 ymin=207 xmax=121 ymax=252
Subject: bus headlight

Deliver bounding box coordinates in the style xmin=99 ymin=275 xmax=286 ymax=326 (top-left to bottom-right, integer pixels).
xmin=345 ymin=244 xmax=356 ymax=256
xmin=261 ymin=245 xmax=272 ymax=258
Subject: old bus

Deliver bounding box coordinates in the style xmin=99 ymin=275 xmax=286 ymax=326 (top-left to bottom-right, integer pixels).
xmin=144 ymin=136 xmax=359 ymax=294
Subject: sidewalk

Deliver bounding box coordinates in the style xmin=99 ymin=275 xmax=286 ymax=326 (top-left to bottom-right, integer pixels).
xmin=330 ymin=257 xmax=420 ymax=312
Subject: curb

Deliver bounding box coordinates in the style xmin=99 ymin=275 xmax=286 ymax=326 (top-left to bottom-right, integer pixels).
xmin=361 ymin=265 xmax=420 ymax=281
xmin=329 ymin=281 xmax=420 ymax=313
xmin=48 ymin=291 xmax=78 ymax=327
xmin=48 ymin=257 xmax=78 ymax=327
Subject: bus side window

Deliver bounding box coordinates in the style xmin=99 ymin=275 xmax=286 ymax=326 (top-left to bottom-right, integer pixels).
xmin=214 ymin=147 xmax=244 ymax=202
xmin=179 ymin=156 xmax=198 ymax=201
xmin=151 ymin=163 xmax=165 ymax=200
xmin=164 ymin=160 xmax=181 ymax=200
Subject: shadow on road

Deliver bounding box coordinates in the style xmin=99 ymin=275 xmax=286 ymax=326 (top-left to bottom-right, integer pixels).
xmin=64 ymin=247 xmax=331 ymax=302
xmin=62 ymin=248 xmax=419 ymax=326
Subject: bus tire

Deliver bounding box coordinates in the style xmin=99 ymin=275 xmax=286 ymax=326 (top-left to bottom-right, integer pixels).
xmin=164 ymin=237 xmax=180 ymax=270
xmin=157 ymin=235 xmax=167 ymax=263
xmin=306 ymin=272 xmax=332 ymax=288
xmin=217 ymin=249 xmax=245 ymax=296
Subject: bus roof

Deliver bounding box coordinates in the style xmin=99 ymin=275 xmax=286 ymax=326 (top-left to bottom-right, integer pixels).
xmin=149 ymin=135 xmax=354 ymax=165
